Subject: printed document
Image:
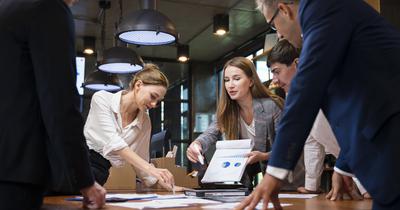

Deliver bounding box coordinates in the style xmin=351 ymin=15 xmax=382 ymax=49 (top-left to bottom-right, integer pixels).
xmin=202 ymin=139 xmax=253 ymax=183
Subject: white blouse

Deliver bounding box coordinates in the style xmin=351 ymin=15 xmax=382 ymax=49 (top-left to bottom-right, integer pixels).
xmin=84 ymin=90 xmax=156 ymax=185
xmin=239 ymin=116 xmax=255 ymax=141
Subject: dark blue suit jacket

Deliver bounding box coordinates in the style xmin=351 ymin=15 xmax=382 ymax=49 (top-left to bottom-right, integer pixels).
xmin=0 ymin=0 xmax=94 ymax=191
xmin=268 ymin=0 xmax=400 ymax=203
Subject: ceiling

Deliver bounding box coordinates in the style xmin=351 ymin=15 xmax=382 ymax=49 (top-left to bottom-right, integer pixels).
xmin=71 ymin=0 xmax=268 ymax=62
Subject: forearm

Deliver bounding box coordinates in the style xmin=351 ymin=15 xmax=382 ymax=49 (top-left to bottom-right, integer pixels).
xmin=195 ymin=121 xmax=221 ymax=152
xmin=262 ymin=152 xmax=270 ymax=161
xmin=115 ymin=147 xmax=152 ymax=171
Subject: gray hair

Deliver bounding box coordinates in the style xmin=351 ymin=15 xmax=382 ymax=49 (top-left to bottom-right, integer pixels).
xmin=255 ymin=0 xmax=296 ymax=12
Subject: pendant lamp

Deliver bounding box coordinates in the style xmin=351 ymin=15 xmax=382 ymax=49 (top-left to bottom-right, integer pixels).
xmin=83 ymin=70 xmax=123 ymax=92
xmin=98 ymin=46 xmax=144 ymax=73
xmin=116 ymin=0 xmax=178 ymax=46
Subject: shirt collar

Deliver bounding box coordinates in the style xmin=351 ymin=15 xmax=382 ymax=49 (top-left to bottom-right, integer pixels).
xmin=111 ymin=90 xmax=144 ymax=130
xmin=111 ymin=91 xmax=123 ymax=114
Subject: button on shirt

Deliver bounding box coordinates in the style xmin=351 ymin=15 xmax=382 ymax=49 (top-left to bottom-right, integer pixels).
xmin=84 ymin=90 xmax=157 ymax=185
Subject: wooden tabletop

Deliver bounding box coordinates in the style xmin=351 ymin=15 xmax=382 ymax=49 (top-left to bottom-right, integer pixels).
xmin=42 ymin=192 xmax=372 ymax=210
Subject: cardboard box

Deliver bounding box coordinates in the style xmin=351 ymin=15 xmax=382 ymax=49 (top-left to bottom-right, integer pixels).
xmin=151 ymin=157 xmax=199 ymax=188
xmin=104 ymin=165 xmax=136 ymax=190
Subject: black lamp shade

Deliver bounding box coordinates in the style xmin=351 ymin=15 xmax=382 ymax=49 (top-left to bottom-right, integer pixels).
xmin=83 ymin=70 xmax=123 ymax=92
xmin=177 ymin=44 xmax=189 ymax=62
xmin=116 ymin=9 xmax=178 ymax=46
xmin=98 ymin=46 xmax=144 ymax=74
xmin=83 ymin=36 xmax=95 ymax=55
xmin=213 ymin=14 xmax=229 ymax=36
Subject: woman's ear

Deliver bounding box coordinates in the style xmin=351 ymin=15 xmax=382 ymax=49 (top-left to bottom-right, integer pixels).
xmin=136 ymin=80 xmax=143 ymax=87
xmin=134 ymin=80 xmax=143 ymax=92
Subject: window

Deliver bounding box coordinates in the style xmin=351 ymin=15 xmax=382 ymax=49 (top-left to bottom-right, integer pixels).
xmin=76 ymin=57 xmax=85 ymax=95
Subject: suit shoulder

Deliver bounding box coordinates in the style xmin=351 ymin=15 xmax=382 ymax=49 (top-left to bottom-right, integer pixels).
xmin=259 ymin=97 xmax=279 ymax=107
xmin=257 ymin=98 xmax=282 ymax=115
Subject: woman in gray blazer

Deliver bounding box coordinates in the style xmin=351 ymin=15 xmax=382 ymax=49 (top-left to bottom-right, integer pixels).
xmin=187 ymin=57 xmax=303 ymax=188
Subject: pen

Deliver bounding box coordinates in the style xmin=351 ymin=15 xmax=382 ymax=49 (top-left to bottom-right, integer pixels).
xmin=172 ymin=184 xmax=176 ymax=195
xmin=193 ymin=144 xmax=204 ymax=165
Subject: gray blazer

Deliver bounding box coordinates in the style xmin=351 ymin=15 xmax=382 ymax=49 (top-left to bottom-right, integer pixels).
xmin=196 ymin=97 xmax=304 ymax=189
xmin=196 ymin=97 xmax=281 ymax=154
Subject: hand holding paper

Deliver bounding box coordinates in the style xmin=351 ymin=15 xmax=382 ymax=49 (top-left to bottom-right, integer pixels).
xmin=194 ymin=144 xmax=204 ymax=165
xmin=186 ymin=141 xmax=204 ymax=164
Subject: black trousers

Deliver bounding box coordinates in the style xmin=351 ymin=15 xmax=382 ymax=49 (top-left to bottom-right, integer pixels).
xmin=0 ymin=181 xmax=44 ymax=210
xmin=45 ymin=150 xmax=111 ymax=195
xmin=89 ymin=150 xmax=112 ymax=186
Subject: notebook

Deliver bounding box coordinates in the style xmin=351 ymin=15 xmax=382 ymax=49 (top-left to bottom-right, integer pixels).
xmin=201 ymin=139 xmax=253 ymax=183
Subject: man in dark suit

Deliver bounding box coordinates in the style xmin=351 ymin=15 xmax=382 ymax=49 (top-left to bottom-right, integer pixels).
xmin=0 ymin=0 xmax=106 ymax=209
xmin=236 ymin=0 xmax=400 ymax=210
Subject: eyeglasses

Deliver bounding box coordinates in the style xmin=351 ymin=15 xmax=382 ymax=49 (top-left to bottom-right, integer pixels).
xmin=266 ymin=1 xmax=294 ymax=32
xmin=267 ymin=8 xmax=280 ymax=32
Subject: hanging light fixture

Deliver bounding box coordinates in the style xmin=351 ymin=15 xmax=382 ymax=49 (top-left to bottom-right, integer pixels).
xmin=97 ymin=0 xmax=144 ymax=74
xmin=213 ymin=14 xmax=229 ymax=36
xmin=83 ymin=36 xmax=96 ymax=55
xmin=177 ymin=44 xmax=189 ymax=62
xmin=83 ymin=70 xmax=123 ymax=92
xmin=98 ymin=46 xmax=144 ymax=73
xmin=116 ymin=0 xmax=178 ymax=46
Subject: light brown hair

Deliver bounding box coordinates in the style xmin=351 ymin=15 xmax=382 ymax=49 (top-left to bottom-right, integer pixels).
xmin=216 ymin=57 xmax=284 ymax=140
xmin=129 ymin=63 xmax=169 ymax=90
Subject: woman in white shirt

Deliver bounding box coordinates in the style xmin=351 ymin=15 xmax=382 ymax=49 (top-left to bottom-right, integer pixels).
xmin=84 ymin=64 xmax=175 ymax=191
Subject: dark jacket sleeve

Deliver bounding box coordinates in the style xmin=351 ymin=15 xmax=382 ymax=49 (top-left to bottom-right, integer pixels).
xmin=335 ymin=152 xmax=352 ymax=174
xmin=28 ymin=0 xmax=94 ymax=190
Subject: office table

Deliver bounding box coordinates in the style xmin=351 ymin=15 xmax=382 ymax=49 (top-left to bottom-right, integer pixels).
xmin=42 ymin=192 xmax=372 ymax=210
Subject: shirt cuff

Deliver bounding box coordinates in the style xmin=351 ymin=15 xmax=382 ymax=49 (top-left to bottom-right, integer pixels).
xmin=353 ymin=177 xmax=367 ymax=195
xmin=137 ymin=164 xmax=158 ymax=187
xmin=142 ymin=175 xmax=158 ymax=187
xmin=266 ymin=166 xmax=290 ymax=180
xmin=334 ymin=166 xmax=354 ymax=177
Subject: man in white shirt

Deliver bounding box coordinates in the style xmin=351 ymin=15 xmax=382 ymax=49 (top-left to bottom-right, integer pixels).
xmin=266 ymin=39 xmax=368 ymax=198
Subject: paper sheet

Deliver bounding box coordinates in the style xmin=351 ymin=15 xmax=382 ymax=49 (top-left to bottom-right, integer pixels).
xmin=202 ymin=139 xmax=253 ymax=183
xmin=110 ymin=197 xmax=220 ymax=209
xmin=106 ymin=193 xmax=158 ymax=199
xmin=66 ymin=193 xmax=158 ymax=202
xmin=278 ymin=193 xmax=319 ymax=199
xmin=110 ymin=200 xmax=188 ymax=209
xmin=154 ymin=194 xmax=190 ymax=200
xmin=202 ymin=202 xmax=293 ymax=209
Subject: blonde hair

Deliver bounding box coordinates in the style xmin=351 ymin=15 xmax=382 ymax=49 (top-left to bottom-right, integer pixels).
xmin=129 ymin=63 xmax=169 ymax=90
xmin=216 ymin=57 xmax=284 ymax=140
